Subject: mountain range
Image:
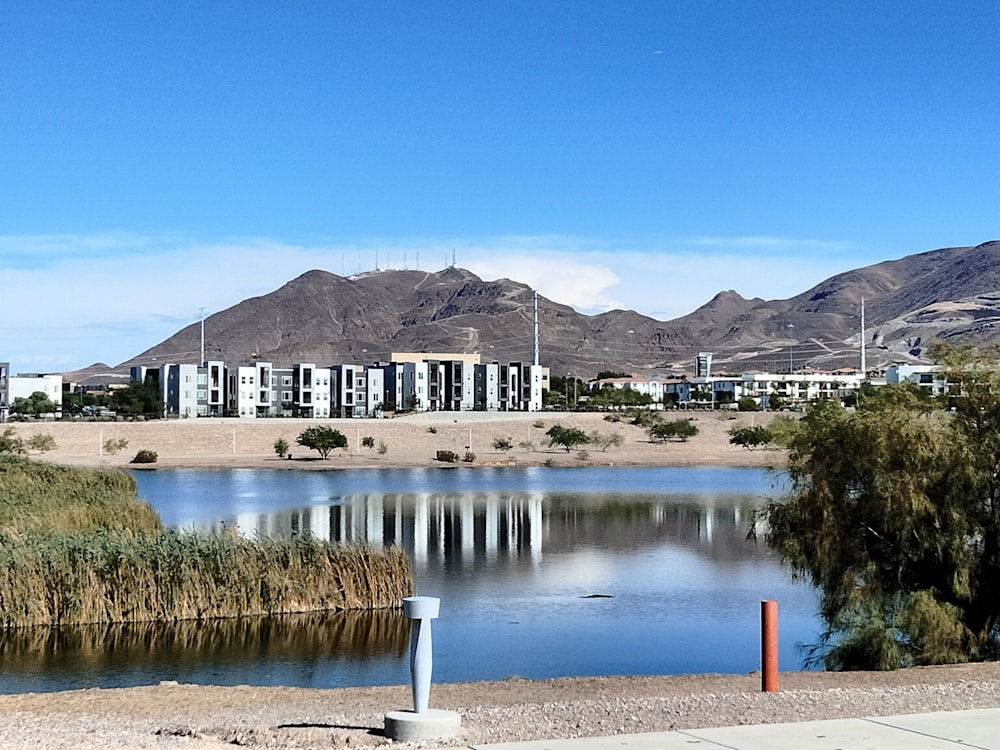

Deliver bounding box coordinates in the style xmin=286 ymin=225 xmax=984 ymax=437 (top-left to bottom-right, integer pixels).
xmin=71 ymin=240 xmax=1000 ymax=383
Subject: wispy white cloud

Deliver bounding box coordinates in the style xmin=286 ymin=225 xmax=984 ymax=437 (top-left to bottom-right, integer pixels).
xmin=1 ymin=231 xmax=865 ymax=372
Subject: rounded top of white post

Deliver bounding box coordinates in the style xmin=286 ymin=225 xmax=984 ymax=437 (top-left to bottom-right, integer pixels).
xmin=403 ymin=596 xmax=440 ymax=619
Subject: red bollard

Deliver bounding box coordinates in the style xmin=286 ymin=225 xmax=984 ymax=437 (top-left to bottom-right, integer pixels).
xmin=761 ymin=599 xmax=778 ymax=692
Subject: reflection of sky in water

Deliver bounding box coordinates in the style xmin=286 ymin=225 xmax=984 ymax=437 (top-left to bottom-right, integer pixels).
xmin=0 ymin=467 xmax=822 ymax=693
xmin=124 ymin=466 xmax=821 ymax=687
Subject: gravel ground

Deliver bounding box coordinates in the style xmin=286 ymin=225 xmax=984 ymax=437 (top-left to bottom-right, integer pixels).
xmin=0 ymin=663 xmax=998 ymax=749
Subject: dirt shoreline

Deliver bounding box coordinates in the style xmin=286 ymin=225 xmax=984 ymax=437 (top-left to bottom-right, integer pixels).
xmin=10 ymin=410 xmax=786 ymax=471
xmin=8 ymin=413 xmax=997 ymax=749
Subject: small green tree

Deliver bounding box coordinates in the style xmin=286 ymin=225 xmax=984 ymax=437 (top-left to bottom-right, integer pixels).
xmin=273 ymin=437 xmax=289 ymax=458
xmin=296 ymin=426 xmax=347 ymax=459
xmin=728 ymin=425 xmax=772 ymax=450
xmin=737 ymin=396 xmax=759 ymax=412
xmin=648 ymin=419 xmax=698 ymax=443
xmin=546 ymin=425 xmax=590 ymax=452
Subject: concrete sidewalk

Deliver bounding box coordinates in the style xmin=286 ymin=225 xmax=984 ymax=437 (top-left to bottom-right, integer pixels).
xmin=473 ymin=707 xmax=1000 ymax=750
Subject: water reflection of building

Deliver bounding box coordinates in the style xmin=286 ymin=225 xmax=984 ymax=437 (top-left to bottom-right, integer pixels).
xmin=234 ymin=493 xmax=545 ymax=566
xmin=216 ymin=491 xmax=769 ymax=569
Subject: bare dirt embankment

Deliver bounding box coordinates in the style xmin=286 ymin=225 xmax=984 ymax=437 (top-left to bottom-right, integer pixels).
xmin=11 ymin=410 xmax=785 ymax=471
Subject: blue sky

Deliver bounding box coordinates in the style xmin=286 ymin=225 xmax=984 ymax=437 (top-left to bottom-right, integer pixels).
xmin=2 ymin=1 xmax=998 ymax=372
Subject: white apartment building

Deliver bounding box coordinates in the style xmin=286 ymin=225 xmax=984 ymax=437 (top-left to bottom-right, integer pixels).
xmin=163 ymin=363 xmax=202 ymax=417
xmin=885 ymin=363 xmax=948 ymax=396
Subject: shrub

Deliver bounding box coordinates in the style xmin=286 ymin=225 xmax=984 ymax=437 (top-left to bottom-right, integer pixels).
xmin=362 ymin=436 xmax=375 ymax=449
xmin=103 ymin=437 xmax=129 ymax=456
xmin=0 ymin=428 xmax=25 ymax=455
xmin=628 ymin=409 xmax=661 ymax=428
xmin=26 ymin=433 xmax=56 ymax=453
xmin=492 ymin=437 xmax=513 ymax=453
xmin=436 ymin=450 xmax=459 ymax=463
xmin=130 ymin=449 xmax=158 ymax=464
xmin=463 ymin=451 xmax=476 ymax=463
xmin=589 ymin=432 xmax=623 ymax=452
xmin=377 ymin=440 xmax=388 ymax=455
xmin=575 ymin=450 xmax=590 ymax=461
xmin=737 ymin=396 xmax=760 ymax=412
xmin=273 ymin=437 xmax=289 ymax=458
xmin=427 ymin=426 xmax=438 ymax=434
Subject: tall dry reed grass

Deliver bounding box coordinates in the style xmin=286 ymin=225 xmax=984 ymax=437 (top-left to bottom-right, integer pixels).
xmin=0 ymin=529 xmax=412 ymax=627
xmin=0 ymin=455 xmax=414 ymax=627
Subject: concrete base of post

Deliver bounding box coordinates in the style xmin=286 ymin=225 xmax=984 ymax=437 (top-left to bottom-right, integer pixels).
xmin=384 ymin=709 xmax=461 ymax=742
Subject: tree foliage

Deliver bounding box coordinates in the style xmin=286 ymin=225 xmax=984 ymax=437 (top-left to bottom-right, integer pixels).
xmin=587 ymin=385 xmax=653 ymax=410
xmin=546 ymin=425 xmax=590 ymax=452
xmin=728 ymin=425 xmax=772 ymax=449
xmin=112 ymin=379 xmax=163 ymax=418
xmin=648 ymin=419 xmax=698 ymax=443
xmin=11 ymin=391 xmax=57 ymax=417
xmin=757 ymin=350 xmax=1000 ymax=670
xmin=296 ymin=426 xmax=347 ymax=459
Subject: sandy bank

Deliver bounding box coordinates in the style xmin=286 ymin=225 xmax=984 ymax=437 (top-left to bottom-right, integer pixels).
xmin=9 ymin=411 xmax=787 ymax=471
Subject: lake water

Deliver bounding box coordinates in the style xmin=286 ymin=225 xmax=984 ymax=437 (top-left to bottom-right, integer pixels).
xmin=0 ymin=466 xmax=823 ymax=693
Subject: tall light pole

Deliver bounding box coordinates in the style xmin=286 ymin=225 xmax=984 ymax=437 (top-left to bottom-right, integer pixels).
xmin=628 ymin=330 xmax=634 ymax=369
xmin=786 ymin=323 xmax=794 ymax=374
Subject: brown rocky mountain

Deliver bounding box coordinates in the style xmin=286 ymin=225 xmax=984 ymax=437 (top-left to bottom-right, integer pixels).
xmin=104 ymin=240 xmax=1000 ymax=381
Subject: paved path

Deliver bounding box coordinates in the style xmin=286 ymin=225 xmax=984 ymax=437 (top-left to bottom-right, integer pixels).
xmin=474 ymin=708 xmax=1000 ymax=750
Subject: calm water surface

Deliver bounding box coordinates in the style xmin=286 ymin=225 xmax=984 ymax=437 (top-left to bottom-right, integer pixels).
xmin=0 ymin=466 xmax=822 ymax=693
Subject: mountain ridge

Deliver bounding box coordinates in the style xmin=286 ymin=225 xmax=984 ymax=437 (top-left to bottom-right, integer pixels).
xmin=68 ymin=241 xmax=1000 ymax=382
